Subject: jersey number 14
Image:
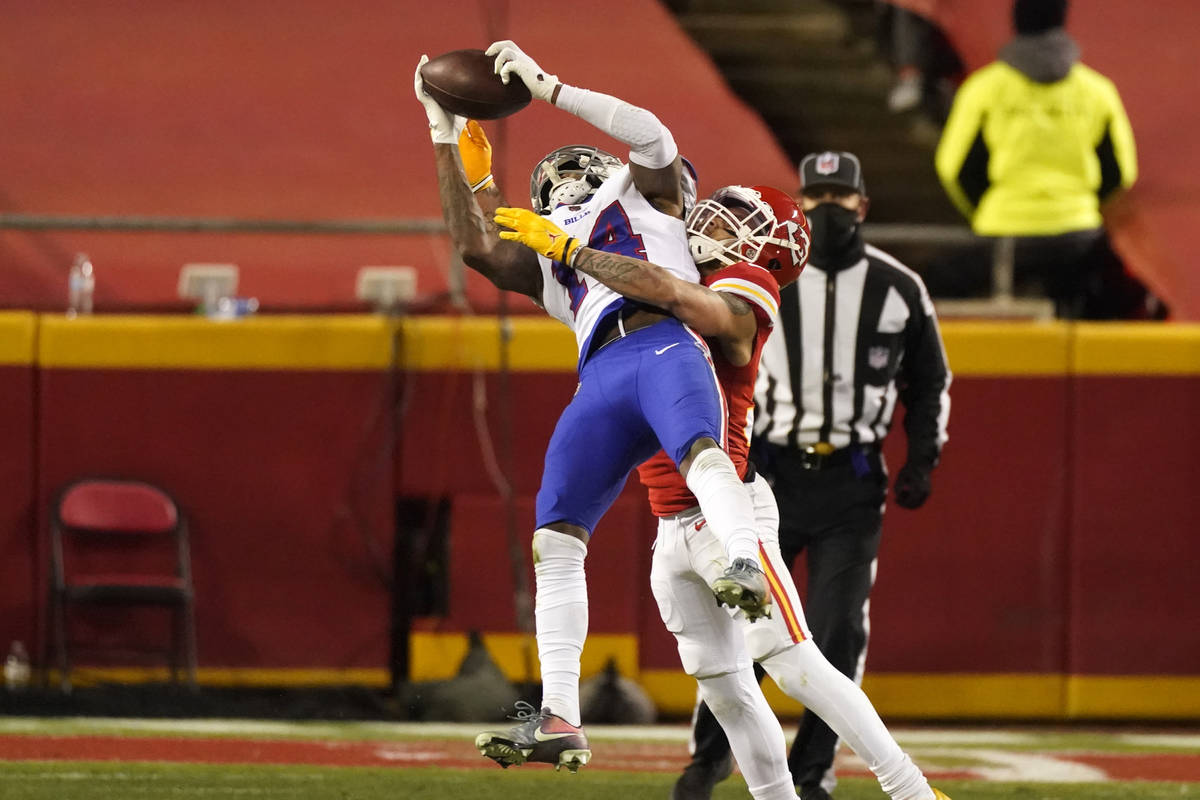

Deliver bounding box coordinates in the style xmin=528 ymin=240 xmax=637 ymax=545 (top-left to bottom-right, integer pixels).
xmin=552 ymin=201 xmax=647 ymax=315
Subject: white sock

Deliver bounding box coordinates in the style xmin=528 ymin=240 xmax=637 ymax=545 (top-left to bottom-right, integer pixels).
xmin=684 ymin=448 xmax=760 ymax=564
xmin=532 ymin=528 xmax=588 ymax=727
xmin=761 ymin=641 xmax=932 ymax=800
xmin=696 ymin=668 xmax=798 ymax=800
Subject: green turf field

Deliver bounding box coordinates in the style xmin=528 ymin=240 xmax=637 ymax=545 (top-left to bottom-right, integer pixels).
xmin=0 ymin=763 xmax=1194 ymax=800
xmin=0 ymin=718 xmax=1195 ymax=799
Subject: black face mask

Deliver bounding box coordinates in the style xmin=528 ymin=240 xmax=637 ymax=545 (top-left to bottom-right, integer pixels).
xmin=806 ymin=203 xmax=864 ymax=268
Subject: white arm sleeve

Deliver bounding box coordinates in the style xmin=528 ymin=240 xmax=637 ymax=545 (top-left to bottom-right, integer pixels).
xmin=554 ymin=83 xmax=678 ymax=169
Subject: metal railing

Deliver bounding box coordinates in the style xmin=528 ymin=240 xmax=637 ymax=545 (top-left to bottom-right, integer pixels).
xmin=0 ymin=213 xmax=445 ymax=235
xmin=0 ymin=213 xmax=1052 ymax=319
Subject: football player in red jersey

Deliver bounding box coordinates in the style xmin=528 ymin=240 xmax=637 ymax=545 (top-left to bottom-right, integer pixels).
xmin=497 ymin=188 xmax=951 ymax=800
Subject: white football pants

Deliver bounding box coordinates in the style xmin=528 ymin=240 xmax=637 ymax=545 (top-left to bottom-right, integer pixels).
xmin=649 ymin=487 xmax=798 ymax=800
xmin=652 ymin=474 xmax=933 ymax=800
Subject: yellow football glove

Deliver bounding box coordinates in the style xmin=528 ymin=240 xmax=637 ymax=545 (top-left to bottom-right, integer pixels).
xmin=458 ymin=120 xmax=494 ymax=193
xmin=494 ymin=207 xmax=582 ymax=265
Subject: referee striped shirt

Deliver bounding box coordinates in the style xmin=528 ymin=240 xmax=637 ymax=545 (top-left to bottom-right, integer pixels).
xmin=753 ymin=244 xmax=951 ymax=468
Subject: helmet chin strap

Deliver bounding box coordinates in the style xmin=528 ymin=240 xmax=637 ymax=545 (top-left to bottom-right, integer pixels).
xmin=689 ymin=234 xmax=737 ymax=266
xmin=549 ymin=179 xmax=594 ymax=208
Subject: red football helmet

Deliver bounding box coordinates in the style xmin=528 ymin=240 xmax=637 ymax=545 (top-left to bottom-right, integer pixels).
xmin=685 ymin=185 xmax=811 ymax=287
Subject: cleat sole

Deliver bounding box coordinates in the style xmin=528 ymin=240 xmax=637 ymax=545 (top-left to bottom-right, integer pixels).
xmin=475 ymin=734 xmax=532 ymax=767
xmin=476 ymin=732 xmax=590 ymax=772
xmin=712 ymin=585 xmax=772 ymax=621
xmin=557 ymin=750 xmax=592 ymax=773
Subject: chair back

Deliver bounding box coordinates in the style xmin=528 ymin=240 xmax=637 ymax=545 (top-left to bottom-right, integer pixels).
xmin=51 ymin=478 xmax=189 ymax=588
xmin=59 ymin=480 xmax=179 ymax=534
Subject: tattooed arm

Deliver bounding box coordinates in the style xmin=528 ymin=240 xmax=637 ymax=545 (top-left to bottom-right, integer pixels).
xmin=573 ymin=247 xmax=758 ymax=366
xmin=433 ymin=144 xmax=542 ymax=300
xmin=418 ymin=59 xmax=541 ymax=300
xmin=492 ymin=204 xmax=758 ymax=364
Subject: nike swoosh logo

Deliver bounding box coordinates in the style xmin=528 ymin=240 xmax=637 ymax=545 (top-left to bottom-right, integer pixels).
xmin=534 ymin=729 xmax=575 ymax=742
xmin=654 ymin=343 xmax=680 ymax=355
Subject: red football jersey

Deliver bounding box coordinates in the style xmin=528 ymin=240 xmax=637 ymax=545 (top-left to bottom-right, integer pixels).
xmin=636 ymin=261 xmax=781 ymax=517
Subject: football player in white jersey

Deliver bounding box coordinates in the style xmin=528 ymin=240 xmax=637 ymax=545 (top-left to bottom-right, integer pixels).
xmin=415 ymin=40 xmax=774 ymax=777
xmin=498 ymin=191 xmax=953 ymax=800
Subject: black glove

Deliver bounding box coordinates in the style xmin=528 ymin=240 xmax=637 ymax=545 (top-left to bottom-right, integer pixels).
xmin=893 ymin=463 xmax=932 ymax=509
xmin=748 ymin=435 xmax=777 ymax=482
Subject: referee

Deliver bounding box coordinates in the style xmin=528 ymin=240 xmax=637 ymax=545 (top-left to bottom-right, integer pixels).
xmin=676 ymin=152 xmax=951 ymax=800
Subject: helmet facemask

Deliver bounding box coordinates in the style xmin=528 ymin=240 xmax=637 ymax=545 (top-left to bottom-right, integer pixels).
xmin=686 ymin=185 xmax=810 ymax=287
xmin=686 ymin=188 xmax=770 ymax=267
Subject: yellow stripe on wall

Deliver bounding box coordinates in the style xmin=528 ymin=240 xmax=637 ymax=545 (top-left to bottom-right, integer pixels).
xmin=639 ymin=669 xmax=1200 ymax=719
xmin=399 ymin=318 xmax=1084 ymax=376
xmin=398 ymin=316 xmax=577 ymax=372
xmin=47 ymin=662 xmax=1200 ymax=719
xmin=642 ymin=671 xmax=1065 ymax=718
xmin=28 ymin=315 xmax=1200 ymax=376
xmin=1066 ymin=675 xmax=1200 ymax=718
xmin=939 ymin=321 xmax=1070 ymax=376
xmin=409 ymin=631 xmax=638 ymax=683
xmin=47 ymin=666 xmax=391 ymax=688
xmin=39 ymin=314 xmax=400 ymax=370
xmin=857 ymin=673 xmax=1067 ymax=719
xmin=407 ymin=634 xmax=1200 ymax=719
xmin=0 ymin=311 xmax=37 ymax=366
xmin=1073 ymin=323 xmax=1200 ymax=375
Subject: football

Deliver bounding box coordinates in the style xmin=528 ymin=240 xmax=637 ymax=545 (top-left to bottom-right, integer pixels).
xmin=420 ymin=49 xmax=532 ymax=120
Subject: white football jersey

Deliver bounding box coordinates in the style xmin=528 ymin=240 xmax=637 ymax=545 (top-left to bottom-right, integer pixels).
xmin=537 ymin=164 xmax=698 ymax=360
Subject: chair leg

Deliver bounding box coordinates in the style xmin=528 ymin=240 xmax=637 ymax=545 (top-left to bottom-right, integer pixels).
xmin=52 ymin=594 xmax=71 ymax=693
xmin=169 ymin=606 xmax=181 ymax=685
xmin=183 ymin=598 xmax=198 ymax=690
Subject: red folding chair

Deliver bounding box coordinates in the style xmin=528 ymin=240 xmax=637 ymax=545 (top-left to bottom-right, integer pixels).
xmin=48 ymin=478 xmax=197 ymax=691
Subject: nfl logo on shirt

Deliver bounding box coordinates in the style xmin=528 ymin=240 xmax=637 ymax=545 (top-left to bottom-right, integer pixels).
xmin=816 ymin=153 xmax=839 ymax=174
xmin=868 ymin=346 xmax=890 ymax=370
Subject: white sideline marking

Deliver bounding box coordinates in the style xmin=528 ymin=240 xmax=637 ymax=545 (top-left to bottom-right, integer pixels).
xmin=1119 ymin=733 xmax=1200 ymax=749
xmin=2 ymin=717 xmax=1198 ymax=754
xmin=26 ymin=771 xmax=134 ymax=781
xmin=944 ymin=749 xmax=1110 ymax=782
xmin=887 ymin=728 xmax=1041 ymax=746
xmin=838 ymin=747 xmax=1111 ymax=783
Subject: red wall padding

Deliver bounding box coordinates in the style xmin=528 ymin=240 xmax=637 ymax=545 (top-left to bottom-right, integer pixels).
xmin=36 ymin=369 xmax=396 ymax=668
xmin=2 ymin=336 xmax=1196 ymax=678
xmin=871 ymin=378 xmax=1071 ymax=673
xmin=1068 ymin=376 xmax=1200 ymax=674
xmin=396 ymin=368 xmax=1199 ymax=677
xmin=0 ymin=366 xmax=37 ymax=659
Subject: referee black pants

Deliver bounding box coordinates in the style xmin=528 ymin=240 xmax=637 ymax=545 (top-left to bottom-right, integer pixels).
xmin=687 ymin=444 xmax=886 ymax=792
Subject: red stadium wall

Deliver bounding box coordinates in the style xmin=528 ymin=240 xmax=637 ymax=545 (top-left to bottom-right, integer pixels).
xmin=0 ymin=315 xmax=39 ymax=665
xmin=5 ymin=315 xmax=1194 ymax=720
xmin=0 ymin=313 xmax=1195 ymax=717
xmin=27 ymin=316 xmax=401 ymax=681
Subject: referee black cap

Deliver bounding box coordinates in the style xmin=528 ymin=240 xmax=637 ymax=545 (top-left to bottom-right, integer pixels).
xmin=798 ymin=151 xmax=867 ymax=196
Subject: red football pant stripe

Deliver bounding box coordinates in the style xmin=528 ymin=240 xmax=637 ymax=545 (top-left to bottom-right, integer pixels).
xmin=759 ymin=542 xmax=805 ymax=644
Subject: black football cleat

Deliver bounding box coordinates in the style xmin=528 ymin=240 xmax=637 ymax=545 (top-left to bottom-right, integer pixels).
xmin=475 ymin=701 xmax=591 ymax=773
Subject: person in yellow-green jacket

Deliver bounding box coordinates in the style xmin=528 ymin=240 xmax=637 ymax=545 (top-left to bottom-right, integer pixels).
xmin=933 ymin=0 xmax=1158 ymax=318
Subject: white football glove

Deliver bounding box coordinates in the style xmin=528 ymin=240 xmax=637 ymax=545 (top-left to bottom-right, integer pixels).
xmin=414 ymin=54 xmax=465 ymax=145
xmin=486 ymin=40 xmax=558 ymax=103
